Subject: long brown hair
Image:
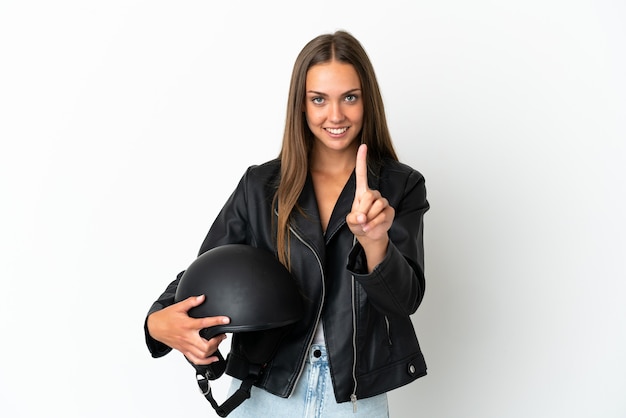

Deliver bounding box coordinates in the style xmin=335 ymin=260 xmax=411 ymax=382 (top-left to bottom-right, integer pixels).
xmin=275 ymin=30 xmax=398 ymax=268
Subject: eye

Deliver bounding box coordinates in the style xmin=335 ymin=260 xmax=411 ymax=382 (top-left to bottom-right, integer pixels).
xmin=345 ymin=94 xmax=358 ymax=103
xmin=311 ymin=96 xmax=324 ymax=105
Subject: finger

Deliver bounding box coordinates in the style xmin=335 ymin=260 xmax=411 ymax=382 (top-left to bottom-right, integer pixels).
xmin=354 ymin=188 xmax=377 ymax=212
xmin=179 ymin=294 xmax=205 ymax=312
xmin=184 ymin=344 xmax=221 ymax=365
xmin=202 ymin=333 xmax=228 ymax=353
xmin=353 ymin=189 xmax=380 ymax=225
xmin=197 ymin=315 xmax=230 ymax=330
xmin=189 ymin=334 xmax=228 ymax=365
xmin=355 ymin=144 xmax=368 ymax=196
xmin=346 ymin=211 xmax=364 ymax=229
xmin=362 ymin=206 xmax=393 ymax=232
xmin=186 ymin=352 xmax=223 ymax=366
xmin=364 ymin=195 xmax=389 ymax=220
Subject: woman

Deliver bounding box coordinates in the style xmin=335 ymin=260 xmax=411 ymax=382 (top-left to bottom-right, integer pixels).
xmin=145 ymin=30 xmax=429 ymax=417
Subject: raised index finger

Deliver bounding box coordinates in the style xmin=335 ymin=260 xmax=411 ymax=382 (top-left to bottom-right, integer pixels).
xmin=355 ymin=143 xmax=368 ymax=196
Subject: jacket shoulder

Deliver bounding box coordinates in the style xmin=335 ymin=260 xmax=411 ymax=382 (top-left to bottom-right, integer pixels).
xmin=379 ymin=158 xmax=425 ymax=185
xmin=242 ymin=159 xmax=281 ymax=187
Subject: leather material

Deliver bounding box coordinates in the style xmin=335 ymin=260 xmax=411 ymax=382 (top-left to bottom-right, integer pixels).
xmin=146 ymin=157 xmax=429 ymax=402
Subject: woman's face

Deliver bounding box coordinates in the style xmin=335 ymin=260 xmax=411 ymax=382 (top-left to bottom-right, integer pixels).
xmin=304 ymin=60 xmax=364 ymax=154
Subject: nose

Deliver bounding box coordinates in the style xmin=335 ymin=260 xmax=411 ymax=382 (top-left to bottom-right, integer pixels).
xmin=328 ymin=102 xmax=345 ymax=123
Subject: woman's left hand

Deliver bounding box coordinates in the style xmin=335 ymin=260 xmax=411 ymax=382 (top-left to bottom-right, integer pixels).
xmin=346 ymin=144 xmax=394 ymax=269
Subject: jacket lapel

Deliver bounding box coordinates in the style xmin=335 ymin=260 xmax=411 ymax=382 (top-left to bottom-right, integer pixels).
xmin=324 ymin=158 xmax=382 ymax=243
xmin=289 ymin=158 xmax=383 ymax=249
xmin=289 ymin=173 xmax=326 ymax=259
xmin=324 ymin=172 xmax=355 ymax=243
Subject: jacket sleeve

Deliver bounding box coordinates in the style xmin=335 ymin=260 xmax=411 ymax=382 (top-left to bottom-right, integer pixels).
xmin=144 ymin=168 xmax=254 ymax=357
xmin=196 ymin=166 xmax=255 ymax=254
xmin=347 ymin=169 xmax=429 ymax=317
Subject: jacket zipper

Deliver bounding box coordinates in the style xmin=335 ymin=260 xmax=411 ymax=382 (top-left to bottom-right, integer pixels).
xmin=287 ymin=224 xmax=326 ymax=396
xmin=350 ymin=235 xmax=358 ymax=413
xmin=281 ymin=211 xmax=358 ymax=408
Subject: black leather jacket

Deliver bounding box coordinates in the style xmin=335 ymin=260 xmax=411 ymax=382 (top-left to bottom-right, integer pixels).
xmin=145 ymin=157 xmax=429 ymax=403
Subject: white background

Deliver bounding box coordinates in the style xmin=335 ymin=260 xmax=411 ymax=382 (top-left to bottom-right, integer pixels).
xmin=1 ymin=1 xmax=625 ymax=417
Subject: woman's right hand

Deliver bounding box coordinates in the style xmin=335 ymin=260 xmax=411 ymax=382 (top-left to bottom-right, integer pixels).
xmin=146 ymin=294 xmax=230 ymax=365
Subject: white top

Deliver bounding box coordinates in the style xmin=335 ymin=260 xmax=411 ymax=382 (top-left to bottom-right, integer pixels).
xmin=312 ymin=321 xmax=325 ymax=345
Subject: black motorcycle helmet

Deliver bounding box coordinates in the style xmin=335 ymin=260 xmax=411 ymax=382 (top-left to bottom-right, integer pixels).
xmin=174 ymin=244 xmax=303 ymax=417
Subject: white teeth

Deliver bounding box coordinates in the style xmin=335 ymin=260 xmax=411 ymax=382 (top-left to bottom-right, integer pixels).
xmin=326 ymin=127 xmax=348 ymax=134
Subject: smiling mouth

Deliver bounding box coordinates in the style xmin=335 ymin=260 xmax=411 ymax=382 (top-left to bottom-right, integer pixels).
xmin=325 ymin=127 xmax=348 ymax=135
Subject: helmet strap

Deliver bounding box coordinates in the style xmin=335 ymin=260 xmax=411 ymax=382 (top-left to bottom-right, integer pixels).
xmin=194 ymin=364 xmax=263 ymax=418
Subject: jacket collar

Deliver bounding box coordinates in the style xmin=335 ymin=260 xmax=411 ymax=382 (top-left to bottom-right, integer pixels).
xmin=288 ymin=159 xmax=383 ymax=250
xmin=288 ymin=174 xmax=325 ymax=258
xmin=326 ymin=157 xmax=382 ymax=242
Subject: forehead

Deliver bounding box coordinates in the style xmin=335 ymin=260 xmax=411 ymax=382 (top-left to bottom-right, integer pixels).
xmin=305 ymin=61 xmax=361 ymax=92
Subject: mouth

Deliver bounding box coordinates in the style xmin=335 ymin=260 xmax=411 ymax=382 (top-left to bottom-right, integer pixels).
xmin=324 ymin=127 xmax=349 ymax=135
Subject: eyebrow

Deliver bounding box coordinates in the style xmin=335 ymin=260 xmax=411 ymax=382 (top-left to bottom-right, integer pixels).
xmin=306 ymin=88 xmax=362 ymax=96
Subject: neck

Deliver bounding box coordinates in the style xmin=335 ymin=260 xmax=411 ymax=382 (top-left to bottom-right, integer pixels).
xmin=310 ymin=143 xmax=360 ymax=175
